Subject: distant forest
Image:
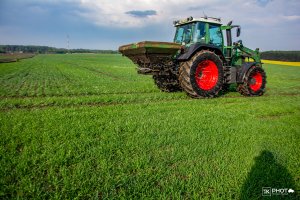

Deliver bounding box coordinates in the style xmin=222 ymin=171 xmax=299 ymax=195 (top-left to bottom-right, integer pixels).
xmin=0 ymin=45 xmax=119 ymax=54
xmin=260 ymin=51 xmax=300 ymax=62
xmin=0 ymin=45 xmax=299 ymax=61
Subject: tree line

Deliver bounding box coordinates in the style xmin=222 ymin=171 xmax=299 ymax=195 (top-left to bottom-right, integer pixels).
xmin=0 ymin=45 xmax=119 ymax=54
xmin=260 ymin=51 xmax=300 ymax=62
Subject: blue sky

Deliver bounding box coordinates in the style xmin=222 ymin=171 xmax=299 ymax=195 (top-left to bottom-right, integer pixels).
xmin=0 ymin=0 xmax=299 ymax=50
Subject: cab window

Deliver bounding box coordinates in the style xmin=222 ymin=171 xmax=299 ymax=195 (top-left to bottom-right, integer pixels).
xmin=193 ymin=22 xmax=206 ymax=43
xmin=209 ymin=24 xmax=222 ymax=47
xmin=174 ymin=23 xmax=195 ymax=44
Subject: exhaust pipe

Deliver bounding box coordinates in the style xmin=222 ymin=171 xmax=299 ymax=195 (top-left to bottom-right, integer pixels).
xmin=226 ymin=29 xmax=232 ymax=58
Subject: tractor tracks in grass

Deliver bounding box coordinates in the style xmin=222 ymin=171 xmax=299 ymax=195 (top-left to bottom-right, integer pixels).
xmin=0 ymin=90 xmax=159 ymax=99
xmin=1 ymin=92 xmax=299 ymax=112
xmin=0 ymin=94 xmax=267 ymax=112
xmin=55 ymin=66 xmax=72 ymax=82
xmin=34 ymin=81 xmax=39 ymax=97
xmin=258 ymin=111 xmax=296 ymax=120
xmin=0 ymin=97 xmax=191 ymax=112
xmin=15 ymin=79 xmax=27 ymax=96
xmin=62 ymin=61 xmax=127 ymax=81
xmin=42 ymin=80 xmax=46 ymax=96
xmin=3 ymin=67 xmax=31 ymax=96
xmin=82 ymin=66 xmax=122 ymax=81
xmin=1 ymin=91 xmax=299 ymax=101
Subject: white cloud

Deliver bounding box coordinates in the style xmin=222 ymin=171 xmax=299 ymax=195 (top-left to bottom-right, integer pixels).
xmin=282 ymin=15 xmax=300 ymax=21
xmin=75 ymin=0 xmax=300 ymax=29
xmin=77 ymin=0 xmax=223 ymax=28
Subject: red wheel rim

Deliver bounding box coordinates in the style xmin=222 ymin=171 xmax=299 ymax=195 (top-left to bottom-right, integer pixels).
xmin=249 ymin=71 xmax=263 ymax=91
xmin=195 ymin=60 xmax=219 ymax=90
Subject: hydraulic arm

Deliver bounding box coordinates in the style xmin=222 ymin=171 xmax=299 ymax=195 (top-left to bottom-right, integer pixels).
xmin=234 ymin=40 xmax=261 ymax=63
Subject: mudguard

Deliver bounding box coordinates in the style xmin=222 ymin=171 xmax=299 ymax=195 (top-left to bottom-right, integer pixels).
xmin=236 ymin=62 xmax=257 ymax=83
xmin=176 ymin=43 xmax=225 ymax=61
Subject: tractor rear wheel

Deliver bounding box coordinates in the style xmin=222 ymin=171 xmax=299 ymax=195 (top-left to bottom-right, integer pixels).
xmin=179 ymin=50 xmax=224 ymax=98
xmin=153 ymin=74 xmax=181 ymax=92
xmin=237 ymin=65 xmax=266 ymax=96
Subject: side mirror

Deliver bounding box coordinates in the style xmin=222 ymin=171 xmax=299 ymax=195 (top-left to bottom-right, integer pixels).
xmin=237 ymin=26 xmax=241 ymax=37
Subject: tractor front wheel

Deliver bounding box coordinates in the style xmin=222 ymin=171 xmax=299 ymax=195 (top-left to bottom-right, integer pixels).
xmin=179 ymin=50 xmax=224 ymax=98
xmin=237 ymin=65 xmax=266 ymax=96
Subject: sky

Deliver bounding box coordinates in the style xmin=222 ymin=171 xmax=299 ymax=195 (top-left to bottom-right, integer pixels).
xmin=0 ymin=0 xmax=299 ymax=51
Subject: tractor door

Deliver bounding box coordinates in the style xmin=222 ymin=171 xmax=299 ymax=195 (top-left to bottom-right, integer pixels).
xmin=208 ymin=24 xmax=223 ymax=48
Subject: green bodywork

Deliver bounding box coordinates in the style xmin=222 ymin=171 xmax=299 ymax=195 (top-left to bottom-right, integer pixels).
xmin=231 ymin=41 xmax=261 ymax=66
xmin=119 ymin=41 xmax=181 ymax=67
xmin=220 ymin=25 xmax=261 ymax=66
xmin=119 ymin=41 xmax=181 ymax=56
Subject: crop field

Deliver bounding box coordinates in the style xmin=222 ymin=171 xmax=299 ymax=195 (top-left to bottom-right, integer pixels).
xmin=0 ymin=53 xmax=35 ymax=63
xmin=0 ymin=54 xmax=299 ymax=199
xmin=262 ymin=59 xmax=300 ymax=67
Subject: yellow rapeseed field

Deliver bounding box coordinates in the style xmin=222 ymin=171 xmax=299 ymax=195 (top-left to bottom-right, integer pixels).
xmin=262 ymin=60 xmax=300 ymax=67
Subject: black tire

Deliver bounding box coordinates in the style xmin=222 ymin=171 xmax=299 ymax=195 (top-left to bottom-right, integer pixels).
xmin=221 ymin=84 xmax=231 ymax=94
xmin=237 ymin=65 xmax=266 ymax=96
xmin=179 ymin=50 xmax=224 ymax=98
xmin=153 ymin=74 xmax=182 ymax=92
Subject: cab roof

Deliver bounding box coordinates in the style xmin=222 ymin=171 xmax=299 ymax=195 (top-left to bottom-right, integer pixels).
xmin=174 ymin=16 xmax=222 ymax=26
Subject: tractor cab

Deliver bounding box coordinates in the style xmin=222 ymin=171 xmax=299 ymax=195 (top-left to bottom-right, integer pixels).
xmin=173 ymin=16 xmax=242 ymax=63
xmin=173 ymin=17 xmax=223 ymax=48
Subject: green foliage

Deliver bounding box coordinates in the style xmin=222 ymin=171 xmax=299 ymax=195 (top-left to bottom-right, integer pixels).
xmin=261 ymin=51 xmax=300 ymax=61
xmin=0 ymin=54 xmax=299 ymax=199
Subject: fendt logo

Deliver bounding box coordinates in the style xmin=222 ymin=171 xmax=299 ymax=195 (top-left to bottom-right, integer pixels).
xmin=262 ymin=187 xmax=295 ymax=196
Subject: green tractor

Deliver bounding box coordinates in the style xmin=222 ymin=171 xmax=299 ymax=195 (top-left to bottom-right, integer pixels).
xmin=119 ymin=16 xmax=266 ymax=98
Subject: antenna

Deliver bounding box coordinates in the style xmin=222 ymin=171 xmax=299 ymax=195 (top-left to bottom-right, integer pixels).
xmin=203 ymin=11 xmax=207 ymax=19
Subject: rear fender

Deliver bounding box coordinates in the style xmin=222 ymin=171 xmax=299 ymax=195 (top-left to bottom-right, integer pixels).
xmin=236 ymin=62 xmax=257 ymax=83
xmin=176 ymin=43 xmax=225 ymax=62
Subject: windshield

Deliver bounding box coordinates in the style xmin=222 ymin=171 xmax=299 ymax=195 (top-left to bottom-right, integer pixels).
xmin=174 ymin=22 xmax=206 ymax=45
xmin=174 ymin=23 xmax=195 ymax=44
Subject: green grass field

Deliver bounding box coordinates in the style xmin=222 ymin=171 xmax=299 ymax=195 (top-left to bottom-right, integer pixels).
xmin=0 ymin=54 xmax=299 ymax=199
